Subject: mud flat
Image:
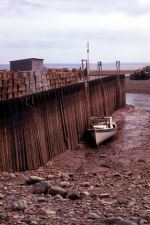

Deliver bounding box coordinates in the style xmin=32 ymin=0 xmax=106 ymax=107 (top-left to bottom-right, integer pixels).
xmin=0 ymin=106 xmax=149 ymax=225
xmin=125 ymin=77 xmax=150 ymax=94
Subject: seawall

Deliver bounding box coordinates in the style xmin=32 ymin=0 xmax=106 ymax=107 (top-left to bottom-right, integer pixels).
xmin=0 ymin=75 xmax=125 ymax=171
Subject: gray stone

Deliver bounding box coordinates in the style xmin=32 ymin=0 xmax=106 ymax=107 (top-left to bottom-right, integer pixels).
xmin=30 ymin=222 xmax=39 ymax=225
xmin=33 ymin=181 xmax=51 ymax=194
xmin=0 ymin=193 xmax=5 ymax=199
xmin=10 ymin=173 xmax=16 ymax=178
xmin=26 ymin=176 xmax=45 ymax=185
xmin=48 ymin=185 xmax=68 ymax=198
xmin=81 ymin=182 xmax=91 ymax=187
xmin=37 ymin=208 xmax=56 ymax=218
xmin=59 ymin=173 xmax=70 ymax=181
xmin=12 ymin=200 xmax=28 ymax=211
xmin=104 ymin=217 xmax=137 ymax=225
xmin=59 ymin=181 xmax=72 ymax=188
xmin=0 ymin=212 xmax=9 ymax=221
xmin=88 ymin=212 xmax=100 ymax=219
xmin=99 ymin=193 xmax=110 ymax=198
xmin=46 ymin=174 xmax=55 ymax=180
xmin=37 ymin=197 xmax=48 ymax=203
xmin=80 ymin=191 xmax=90 ymax=198
xmin=112 ymin=173 xmax=121 ymax=178
xmin=68 ymin=193 xmax=80 ymax=200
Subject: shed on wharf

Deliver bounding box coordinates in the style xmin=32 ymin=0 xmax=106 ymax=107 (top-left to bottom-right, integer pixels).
xmin=10 ymin=58 xmax=44 ymax=72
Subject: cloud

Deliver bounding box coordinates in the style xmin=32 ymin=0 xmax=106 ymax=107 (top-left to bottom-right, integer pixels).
xmin=0 ymin=0 xmax=150 ymax=63
xmin=1 ymin=0 xmax=150 ymax=17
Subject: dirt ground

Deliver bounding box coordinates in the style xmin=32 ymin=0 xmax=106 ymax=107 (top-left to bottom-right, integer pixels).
xmin=0 ymin=79 xmax=150 ymax=225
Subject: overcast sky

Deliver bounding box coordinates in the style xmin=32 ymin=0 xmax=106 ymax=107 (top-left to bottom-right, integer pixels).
xmin=0 ymin=0 xmax=150 ymax=64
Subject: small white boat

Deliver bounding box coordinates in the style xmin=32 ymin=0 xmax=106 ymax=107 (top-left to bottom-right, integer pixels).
xmin=88 ymin=116 xmax=117 ymax=146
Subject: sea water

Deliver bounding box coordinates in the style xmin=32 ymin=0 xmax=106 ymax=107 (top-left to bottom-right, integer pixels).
xmin=126 ymin=93 xmax=150 ymax=110
xmin=0 ymin=62 xmax=150 ymax=70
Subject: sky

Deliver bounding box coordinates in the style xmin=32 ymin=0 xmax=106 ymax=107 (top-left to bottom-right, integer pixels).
xmin=0 ymin=0 xmax=150 ymax=64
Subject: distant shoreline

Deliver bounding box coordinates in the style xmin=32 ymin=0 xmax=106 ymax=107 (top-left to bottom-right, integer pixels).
xmin=0 ymin=62 xmax=150 ymax=71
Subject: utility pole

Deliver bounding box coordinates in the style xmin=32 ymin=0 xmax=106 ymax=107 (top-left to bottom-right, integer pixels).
xmin=97 ymin=61 xmax=102 ymax=76
xmin=87 ymin=42 xmax=90 ymax=82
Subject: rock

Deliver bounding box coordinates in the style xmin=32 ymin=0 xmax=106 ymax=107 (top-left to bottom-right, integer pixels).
xmin=2 ymin=171 xmax=9 ymax=177
xmin=37 ymin=208 xmax=56 ymax=218
xmin=48 ymin=185 xmax=68 ymax=198
xmin=80 ymin=191 xmax=90 ymax=198
xmin=10 ymin=173 xmax=16 ymax=178
xmin=99 ymin=193 xmax=110 ymax=198
xmin=52 ymin=194 xmax=64 ymax=201
xmin=104 ymin=217 xmax=137 ymax=225
xmin=0 ymin=193 xmax=5 ymax=199
xmin=12 ymin=200 xmax=28 ymax=211
xmin=33 ymin=181 xmax=51 ymax=194
xmin=143 ymin=196 xmax=150 ymax=203
xmin=130 ymin=67 xmax=150 ymax=80
xmin=46 ymin=174 xmax=55 ymax=180
xmin=24 ymin=207 xmax=36 ymax=215
xmin=37 ymin=197 xmax=48 ymax=203
xmin=95 ymin=183 xmax=101 ymax=187
xmin=88 ymin=212 xmax=100 ymax=219
xmin=81 ymin=182 xmax=91 ymax=187
xmin=100 ymin=154 xmax=107 ymax=157
xmin=30 ymin=222 xmax=39 ymax=225
xmin=90 ymin=193 xmax=98 ymax=199
xmin=0 ymin=212 xmax=9 ymax=221
xmin=59 ymin=181 xmax=72 ymax=188
xmin=112 ymin=173 xmax=121 ymax=178
xmin=20 ymin=223 xmax=29 ymax=225
xmin=68 ymin=193 xmax=80 ymax=200
xmin=26 ymin=176 xmax=45 ymax=185
xmin=59 ymin=173 xmax=70 ymax=181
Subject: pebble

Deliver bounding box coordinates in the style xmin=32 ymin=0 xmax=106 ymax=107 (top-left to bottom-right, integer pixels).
xmin=24 ymin=207 xmax=36 ymax=215
xmin=0 ymin=193 xmax=5 ymax=199
xmin=59 ymin=181 xmax=72 ymax=188
xmin=80 ymin=191 xmax=90 ymax=198
xmin=112 ymin=173 xmax=121 ymax=178
xmin=87 ymin=212 xmax=100 ymax=219
xmin=46 ymin=174 xmax=55 ymax=180
xmin=12 ymin=200 xmax=28 ymax=211
xmin=104 ymin=217 xmax=137 ymax=225
xmin=26 ymin=176 xmax=45 ymax=185
xmin=81 ymin=182 xmax=91 ymax=187
xmin=99 ymin=193 xmax=110 ymax=198
xmin=30 ymin=222 xmax=39 ymax=225
xmin=37 ymin=208 xmax=56 ymax=219
xmin=68 ymin=193 xmax=80 ymax=200
xmin=59 ymin=173 xmax=70 ymax=181
xmin=37 ymin=197 xmax=48 ymax=203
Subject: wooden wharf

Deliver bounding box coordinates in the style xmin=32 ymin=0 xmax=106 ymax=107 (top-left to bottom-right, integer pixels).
xmin=0 ymin=69 xmax=126 ymax=171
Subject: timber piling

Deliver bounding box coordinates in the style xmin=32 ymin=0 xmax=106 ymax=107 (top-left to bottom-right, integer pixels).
xmin=0 ymin=74 xmax=126 ymax=171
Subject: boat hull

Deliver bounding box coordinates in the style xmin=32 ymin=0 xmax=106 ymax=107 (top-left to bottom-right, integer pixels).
xmin=88 ymin=127 xmax=117 ymax=146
